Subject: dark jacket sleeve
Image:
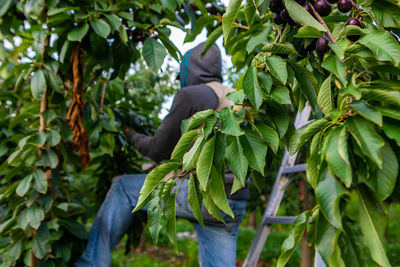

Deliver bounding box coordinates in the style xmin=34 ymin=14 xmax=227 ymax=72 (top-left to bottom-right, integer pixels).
xmin=126 ymin=90 xmax=194 ymax=162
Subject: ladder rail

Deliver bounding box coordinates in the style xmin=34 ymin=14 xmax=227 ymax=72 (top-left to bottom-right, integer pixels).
xmin=242 ymin=104 xmax=312 ymax=267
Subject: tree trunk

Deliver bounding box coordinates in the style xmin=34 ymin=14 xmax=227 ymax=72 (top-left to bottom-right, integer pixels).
xmin=248 ymin=211 xmax=257 ymax=229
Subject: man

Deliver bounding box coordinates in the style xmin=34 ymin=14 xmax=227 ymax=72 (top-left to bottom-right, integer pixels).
xmin=76 ymin=43 xmax=249 ymax=267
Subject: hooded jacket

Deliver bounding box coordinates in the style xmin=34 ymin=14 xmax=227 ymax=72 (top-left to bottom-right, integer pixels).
xmin=126 ymin=43 xmax=249 ymax=200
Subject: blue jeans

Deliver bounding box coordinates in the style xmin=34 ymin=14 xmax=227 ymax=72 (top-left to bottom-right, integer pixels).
xmin=76 ymin=174 xmax=247 ymax=267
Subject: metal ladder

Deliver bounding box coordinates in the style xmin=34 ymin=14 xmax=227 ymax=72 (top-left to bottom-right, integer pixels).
xmin=243 ymin=103 xmax=326 ymax=267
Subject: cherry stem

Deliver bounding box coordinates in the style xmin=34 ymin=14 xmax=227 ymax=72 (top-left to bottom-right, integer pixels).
xmin=352 ymin=1 xmax=362 ymax=13
xmin=308 ymin=3 xmax=337 ymax=44
xmin=233 ymin=22 xmax=250 ymax=30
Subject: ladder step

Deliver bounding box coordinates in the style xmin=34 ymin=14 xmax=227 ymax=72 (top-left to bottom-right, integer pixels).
xmin=281 ymin=164 xmax=306 ymax=174
xmin=263 ymin=216 xmax=296 ymax=225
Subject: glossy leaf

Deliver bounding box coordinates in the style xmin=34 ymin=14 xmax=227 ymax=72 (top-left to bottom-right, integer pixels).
xmin=67 ymin=23 xmax=89 ymax=42
xmin=182 ymin=136 xmax=204 ymax=171
xmin=142 ymin=37 xmax=167 ymax=72
xmin=171 ymin=129 xmax=201 ymax=161
xmin=318 ymin=75 xmax=333 ymax=115
xmin=188 ymin=173 xmax=204 ymax=227
xmin=222 ymin=0 xmax=243 ymax=42
xmin=90 ymin=19 xmax=111 ymax=39
xmin=243 ymin=66 xmax=263 ymax=109
xmin=219 ymin=107 xmax=245 ymax=136
xmin=225 ymin=136 xmax=248 ymax=186
xmin=31 ymin=70 xmax=46 ymax=100
xmin=196 ymin=135 xmax=216 ymax=191
xmin=349 ymin=101 xmax=382 ymax=127
xmin=282 ymin=0 xmax=325 ymax=32
xmin=266 ymin=55 xmax=287 ymax=84
xmin=239 ymin=127 xmax=267 ymax=175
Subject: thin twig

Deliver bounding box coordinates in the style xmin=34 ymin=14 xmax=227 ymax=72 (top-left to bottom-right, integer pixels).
xmin=308 ymin=3 xmax=336 ymax=44
xmin=100 ymin=81 xmax=107 ymax=113
xmin=352 ymin=1 xmax=362 ymax=14
xmin=233 ymin=22 xmax=250 ymax=30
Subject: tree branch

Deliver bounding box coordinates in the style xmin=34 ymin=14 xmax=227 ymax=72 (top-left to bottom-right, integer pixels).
xmin=308 ymin=3 xmax=336 ymax=44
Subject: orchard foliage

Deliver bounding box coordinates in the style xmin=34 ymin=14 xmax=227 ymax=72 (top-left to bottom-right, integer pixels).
xmin=0 ymin=0 xmax=220 ymax=265
xmin=134 ymin=0 xmax=400 ymax=266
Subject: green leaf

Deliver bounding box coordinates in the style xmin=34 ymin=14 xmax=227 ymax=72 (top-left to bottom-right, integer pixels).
xmin=219 ymin=107 xmax=245 ymax=136
xmin=16 ymin=175 xmax=33 ymax=197
xmin=202 ymin=26 xmax=223 ymax=57
xmin=24 ymin=0 xmax=45 ymax=20
xmin=188 ymin=173 xmax=204 ymax=227
xmin=325 ymin=127 xmax=352 ymax=187
xmin=349 ymin=101 xmax=382 ymax=127
xmin=366 ymin=142 xmax=398 ymax=201
xmin=147 ymin=185 xmax=164 ymax=244
xmin=59 ymin=40 xmax=70 ymax=64
xmin=171 ymin=130 xmax=201 ymax=161
xmin=244 ymin=0 xmax=257 ymax=26
xmin=294 ymin=26 xmax=324 ymax=38
xmin=90 ymin=19 xmax=111 ymax=39
xmin=316 ymin=168 xmax=348 ymax=229
xmin=33 ymin=169 xmax=47 ymax=194
xmin=17 ymin=204 xmax=44 ymax=230
xmin=161 ymin=0 xmax=176 ymax=12
xmin=193 ymin=0 xmax=208 ymax=15
xmin=322 ymin=55 xmax=347 ymax=86
xmin=307 ymin=151 xmax=320 ymax=189
xmin=203 ymin=191 xmax=224 ymax=222
xmin=47 ymin=129 xmax=61 ymax=146
xmin=243 ymin=66 xmax=263 ymax=109
xmin=46 ymin=70 xmax=63 ymax=93
xmin=289 ymin=118 xmax=329 ymax=155
xmin=360 ymin=88 xmax=400 ymax=107
xmin=222 ymin=0 xmax=243 ymax=42
xmin=266 ymin=55 xmax=287 ymax=84
xmin=104 ymin=13 xmax=121 ymax=32
xmin=99 ymin=133 xmax=115 ymax=156
xmin=291 ymin=63 xmax=318 ymax=111
xmin=225 ymin=136 xmax=248 ymax=186
xmin=277 ymin=211 xmax=311 ymax=267
xmin=187 ymin=110 xmax=214 ymax=130
xmin=142 ymin=37 xmax=167 ymax=72
xmin=346 ymin=116 xmax=384 ymax=168
xmin=33 ymin=223 xmax=51 ymax=259
xmin=239 ymin=127 xmax=267 ymax=175
xmin=133 ymin=161 xmax=179 ymax=211
xmin=196 ymin=136 xmax=216 ymax=191
xmin=382 ymin=119 xmax=400 ymax=146
xmin=316 ymin=214 xmax=344 ymax=266
xmin=165 ymin=192 xmax=177 ymax=250
xmin=210 ymin=165 xmax=234 ymax=218
xmin=358 ymin=188 xmax=391 ymax=267
xmin=257 ymin=72 xmax=273 ymax=94
xmin=342 ymin=219 xmax=365 ymax=267
xmin=182 ymin=136 xmax=204 ymax=171
xmin=246 ymin=24 xmax=273 ymax=53
xmin=254 ymin=122 xmax=279 ymax=154
xmin=118 ymin=25 xmax=128 ymax=45
xmin=31 ymin=70 xmax=46 ymax=100
xmin=67 ymin=23 xmax=89 ymax=42
xmin=317 ymin=75 xmax=333 ymax=115
xmin=359 ymin=29 xmax=400 ymax=66
xmin=262 ymin=43 xmax=300 ymax=56
xmin=0 ymin=0 xmax=12 ymax=17
xmin=270 ymin=85 xmax=291 ymax=105
xmin=282 ymin=0 xmax=326 ymax=32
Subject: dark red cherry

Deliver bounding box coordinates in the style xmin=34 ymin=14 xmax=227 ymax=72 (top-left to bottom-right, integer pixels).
xmin=338 ymin=0 xmax=353 ymax=13
xmin=316 ymin=37 xmax=330 ymax=54
xmin=273 ymin=13 xmax=284 ymax=25
xmin=269 ymin=0 xmax=284 ymax=13
xmin=346 ymin=17 xmax=362 ymax=41
xmin=314 ymin=0 xmax=332 ymax=17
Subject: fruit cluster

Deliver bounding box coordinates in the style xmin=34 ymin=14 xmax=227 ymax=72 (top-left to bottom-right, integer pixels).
xmin=269 ymin=0 xmax=363 ymax=54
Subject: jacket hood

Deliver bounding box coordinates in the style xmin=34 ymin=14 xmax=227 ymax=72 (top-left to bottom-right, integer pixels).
xmin=179 ymin=42 xmax=222 ymax=87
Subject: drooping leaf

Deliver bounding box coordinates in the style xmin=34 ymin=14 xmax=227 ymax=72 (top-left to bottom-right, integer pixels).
xmin=203 ymin=190 xmax=224 ymax=222
xmin=187 ymin=110 xmax=214 ymax=130
xmin=90 ymin=19 xmax=111 ymax=39
xmin=222 ymin=0 xmax=243 ymax=42
xmin=196 ymin=135 xmax=216 ymax=191
xmin=67 ymin=23 xmax=89 ymax=42
xmin=254 ymin=122 xmax=279 ymax=154
xmin=133 ymin=161 xmax=179 ymax=212
xmin=182 ymin=136 xmax=204 ymax=171
xmin=17 ymin=204 xmax=44 ymax=230
xmin=325 ymin=127 xmax=352 ymax=188
xmin=295 ymin=26 xmax=324 ymax=38
xmin=171 ymin=129 xmax=201 ymax=161
xmin=316 ymin=168 xmax=348 ymax=229
xmin=147 ymin=185 xmax=164 ymax=244
xmin=318 ymin=75 xmax=333 ymax=114
xmin=270 ymin=85 xmax=291 ymax=105
xmin=165 ymin=192 xmax=177 ymax=251
xmin=359 ymin=29 xmax=400 ymax=66
xmin=266 ymin=55 xmax=288 ymax=85
xmin=188 ymin=173 xmax=204 ymax=227
xmin=289 ymin=118 xmax=329 ymax=155
xmin=33 ymin=169 xmax=47 ymax=194
xmin=31 ymin=70 xmax=46 ymax=100
xmin=349 ymin=101 xmax=382 ymax=127
xmin=142 ymin=37 xmax=167 ymax=72
xmin=358 ymin=187 xmax=391 ymax=267
xmin=209 ymin=165 xmax=234 ymax=218
xmin=225 ymin=136 xmax=248 ymax=186
xmin=346 ymin=116 xmax=384 ymax=168
xmin=16 ymin=175 xmax=33 ymax=197
xmin=277 ymin=211 xmax=311 ymax=267
xmin=291 ymin=63 xmax=318 ymax=111
xmin=239 ymin=127 xmax=267 ymax=175
xmin=243 ymin=66 xmax=263 ymax=109
xmin=322 ymin=55 xmax=347 ymax=86
xmin=219 ymin=107 xmax=245 ymax=136
xmin=366 ymin=142 xmax=398 ymax=201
